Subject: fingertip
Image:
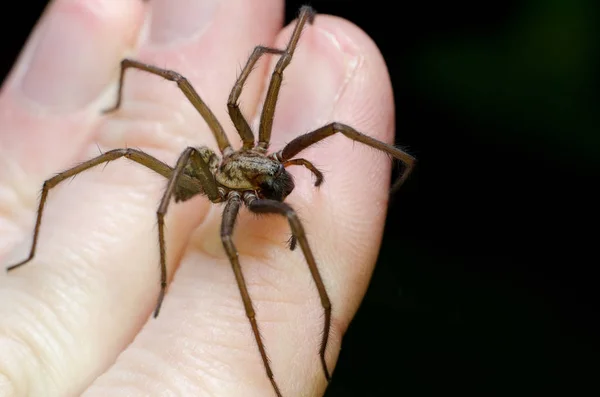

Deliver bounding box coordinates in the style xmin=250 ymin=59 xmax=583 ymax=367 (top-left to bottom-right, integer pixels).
xmin=269 ymin=14 xmax=394 ymax=149
xmin=317 ymin=15 xmax=395 ymax=143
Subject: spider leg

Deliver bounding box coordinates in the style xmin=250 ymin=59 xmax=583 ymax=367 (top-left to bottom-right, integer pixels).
xmin=282 ymin=158 xmax=323 ymax=186
xmin=6 ymin=147 xmax=219 ymax=320
xmin=154 ymin=146 xmax=220 ymax=317
xmin=229 ymin=46 xmax=285 ymax=150
xmin=278 ymin=122 xmax=416 ymax=193
xmin=5 ymin=148 xmax=202 ymax=272
xmin=103 ymin=59 xmax=233 ymax=156
xmin=221 ymin=193 xmax=283 ymax=397
xmin=257 ymin=6 xmax=316 ymax=150
xmin=246 ymin=196 xmax=332 ymax=382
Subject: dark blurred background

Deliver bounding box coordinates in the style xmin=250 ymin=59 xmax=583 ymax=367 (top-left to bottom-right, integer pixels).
xmin=2 ymin=1 xmax=598 ymax=396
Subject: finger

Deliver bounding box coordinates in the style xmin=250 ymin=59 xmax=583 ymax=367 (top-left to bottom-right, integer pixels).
xmin=0 ymin=0 xmax=145 ymax=256
xmin=81 ymin=13 xmax=394 ymax=397
xmin=1 ymin=0 xmax=284 ymax=396
xmin=0 ymin=0 xmax=147 ymax=394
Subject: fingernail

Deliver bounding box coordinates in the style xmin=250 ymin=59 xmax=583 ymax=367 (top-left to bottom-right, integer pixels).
xmin=20 ymin=8 xmax=118 ymax=110
xmin=150 ymin=0 xmax=221 ymax=45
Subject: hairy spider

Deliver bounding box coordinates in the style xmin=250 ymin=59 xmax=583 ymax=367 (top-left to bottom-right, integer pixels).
xmin=6 ymin=6 xmax=414 ymax=397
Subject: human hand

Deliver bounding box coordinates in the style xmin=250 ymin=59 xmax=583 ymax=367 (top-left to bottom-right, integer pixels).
xmin=0 ymin=0 xmax=396 ymax=396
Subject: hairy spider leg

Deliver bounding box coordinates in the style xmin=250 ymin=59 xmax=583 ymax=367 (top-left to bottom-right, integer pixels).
xmin=221 ymin=192 xmax=283 ymax=397
xmin=6 ymin=147 xmax=220 ymax=320
xmin=5 ymin=148 xmax=201 ymax=272
xmin=228 ymin=46 xmax=285 ymax=150
xmin=246 ymin=194 xmax=332 ymax=382
xmin=102 ymin=59 xmax=234 ymax=156
xmin=257 ymin=6 xmax=316 ymax=150
xmin=154 ymin=146 xmax=220 ymax=317
xmin=279 ymin=122 xmax=416 ymax=193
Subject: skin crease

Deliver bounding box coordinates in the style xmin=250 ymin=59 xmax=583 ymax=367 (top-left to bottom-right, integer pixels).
xmin=0 ymin=0 xmax=396 ymax=396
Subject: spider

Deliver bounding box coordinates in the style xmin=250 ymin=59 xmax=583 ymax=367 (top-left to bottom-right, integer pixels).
xmin=6 ymin=6 xmax=414 ymax=397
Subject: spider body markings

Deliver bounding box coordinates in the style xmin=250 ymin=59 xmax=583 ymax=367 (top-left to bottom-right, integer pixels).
xmin=6 ymin=6 xmax=415 ymax=397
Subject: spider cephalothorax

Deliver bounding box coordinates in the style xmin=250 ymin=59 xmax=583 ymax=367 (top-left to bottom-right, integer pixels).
xmin=215 ymin=149 xmax=296 ymax=201
xmin=7 ymin=6 xmax=415 ymax=397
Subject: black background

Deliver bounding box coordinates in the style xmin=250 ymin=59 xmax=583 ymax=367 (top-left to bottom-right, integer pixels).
xmin=2 ymin=1 xmax=598 ymax=396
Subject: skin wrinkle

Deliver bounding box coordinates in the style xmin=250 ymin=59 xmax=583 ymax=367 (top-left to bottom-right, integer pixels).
xmin=0 ymin=326 xmax=40 ymax=395
xmin=6 ymin=271 xmax=88 ymax=337
xmin=180 ymin=333 xmax=253 ymax=363
xmin=1 ymin=304 xmax=66 ymax=395
xmin=12 ymin=231 xmax=155 ymax=391
xmin=182 ymin=255 xmax=305 ymax=321
xmin=166 ymin=278 xmax=292 ymax=334
xmin=98 ymin=328 xmax=246 ymax=395
xmin=138 ymin=346 xmax=205 ymax=395
xmin=181 ymin=277 xmax=296 ymax=324
xmin=114 ymin=363 xmax=178 ymax=393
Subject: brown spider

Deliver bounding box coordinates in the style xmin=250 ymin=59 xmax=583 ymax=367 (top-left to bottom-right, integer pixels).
xmin=6 ymin=6 xmax=414 ymax=397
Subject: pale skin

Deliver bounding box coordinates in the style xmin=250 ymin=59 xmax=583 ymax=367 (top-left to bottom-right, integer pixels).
xmin=0 ymin=0 xmax=397 ymax=396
